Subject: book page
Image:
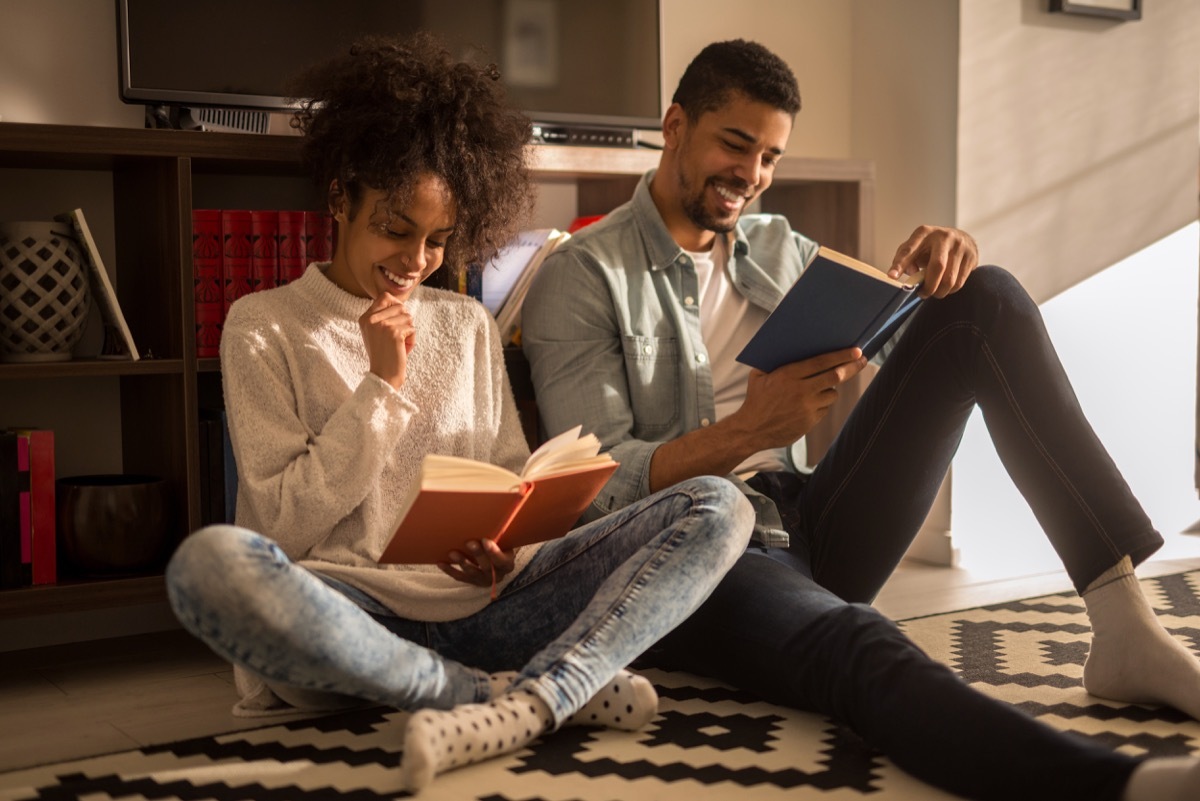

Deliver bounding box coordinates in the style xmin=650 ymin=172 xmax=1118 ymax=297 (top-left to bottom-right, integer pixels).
xmin=816 ymin=246 xmax=923 ymax=289
xmin=419 ymin=454 xmax=522 ymax=492
xmin=521 ymin=425 xmax=611 ymax=480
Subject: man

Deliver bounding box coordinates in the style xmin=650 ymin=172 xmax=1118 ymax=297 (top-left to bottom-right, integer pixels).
xmin=522 ymin=39 xmax=1200 ymax=801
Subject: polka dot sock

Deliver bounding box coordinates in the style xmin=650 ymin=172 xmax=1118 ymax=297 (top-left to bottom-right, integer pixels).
xmin=399 ymin=687 xmax=552 ymax=793
xmin=487 ymin=668 xmax=659 ymax=730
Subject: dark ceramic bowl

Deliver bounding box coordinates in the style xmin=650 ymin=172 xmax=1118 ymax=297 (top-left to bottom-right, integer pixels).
xmin=56 ymin=474 xmax=171 ymax=575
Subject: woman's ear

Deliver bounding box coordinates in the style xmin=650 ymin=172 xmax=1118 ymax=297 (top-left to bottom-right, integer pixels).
xmin=328 ymin=179 xmax=348 ymax=222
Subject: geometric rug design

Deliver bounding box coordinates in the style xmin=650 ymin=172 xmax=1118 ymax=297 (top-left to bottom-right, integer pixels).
xmin=2 ymin=571 xmax=1198 ymax=801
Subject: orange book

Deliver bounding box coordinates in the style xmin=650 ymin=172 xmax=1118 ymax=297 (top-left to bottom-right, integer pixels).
xmin=379 ymin=427 xmax=618 ymax=565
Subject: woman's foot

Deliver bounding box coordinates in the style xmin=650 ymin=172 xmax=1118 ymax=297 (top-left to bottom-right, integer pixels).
xmin=399 ymin=687 xmax=551 ymax=792
xmin=488 ymin=668 xmax=659 ymax=730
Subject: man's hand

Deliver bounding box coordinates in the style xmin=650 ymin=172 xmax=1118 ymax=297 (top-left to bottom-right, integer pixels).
xmin=437 ymin=539 xmax=517 ymax=587
xmin=732 ymin=347 xmax=868 ymax=453
xmin=360 ymin=292 xmax=416 ymax=390
xmin=887 ymin=225 xmax=979 ymax=299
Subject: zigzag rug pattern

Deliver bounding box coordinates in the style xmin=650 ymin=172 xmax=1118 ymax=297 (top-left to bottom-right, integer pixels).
xmin=3 ymin=571 xmax=1199 ymax=801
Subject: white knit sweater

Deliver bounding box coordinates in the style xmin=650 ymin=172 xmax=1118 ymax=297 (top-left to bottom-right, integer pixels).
xmin=220 ymin=264 xmax=536 ymax=622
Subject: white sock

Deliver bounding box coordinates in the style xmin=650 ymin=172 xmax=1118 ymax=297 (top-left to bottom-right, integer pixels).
xmin=488 ymin=668 xmax=659 ymax=731
xmin=399 ymin=687 xmax=552 ymax=793
xmin=1122 ymin=757 xmax=1200 ymax=801
xmin=1083 ymin=557 xmax=1200 ymax=720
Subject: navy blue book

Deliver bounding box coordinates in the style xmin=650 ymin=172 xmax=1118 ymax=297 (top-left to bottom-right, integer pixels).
xmin=736 ymin=246 xmax=923 ymax=373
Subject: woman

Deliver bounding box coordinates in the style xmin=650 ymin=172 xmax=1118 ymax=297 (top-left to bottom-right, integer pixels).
xmin=165 ymin=32 xmax=752 ymax=792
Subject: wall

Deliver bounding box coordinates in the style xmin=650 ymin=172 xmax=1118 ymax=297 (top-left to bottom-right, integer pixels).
xmin=957 ymin=0 xmax=1199 ymax=304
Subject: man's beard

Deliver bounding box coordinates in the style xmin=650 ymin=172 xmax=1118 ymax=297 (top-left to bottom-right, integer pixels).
xmin=677 ymin=171 xmax=744 ymax=235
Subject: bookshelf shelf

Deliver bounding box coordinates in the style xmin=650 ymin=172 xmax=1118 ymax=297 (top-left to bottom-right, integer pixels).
xmin=0 ymin=121 xmax=873 ymax=625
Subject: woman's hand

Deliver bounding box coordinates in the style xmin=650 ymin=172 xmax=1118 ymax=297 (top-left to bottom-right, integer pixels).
xmin=438 ymin=539 xmax=517 ymax=587
xmin=360 ymin=292 xmax=416 ymax=390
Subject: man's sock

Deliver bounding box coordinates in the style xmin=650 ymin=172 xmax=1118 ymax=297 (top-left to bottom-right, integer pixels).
xmin=487 ymin=668 xmax=659 ymax=730
xmin=399 ymin=687 xmax=552 ymax=793
xmin=1083 ymin=556 xmax=1200 ymax=720
xmin=1122 ymin=757 xmax=1200 ymax=801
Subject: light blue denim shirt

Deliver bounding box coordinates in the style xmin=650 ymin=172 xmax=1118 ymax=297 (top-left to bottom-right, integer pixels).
xmin=523 ymin=170 xmax=820 ymax=547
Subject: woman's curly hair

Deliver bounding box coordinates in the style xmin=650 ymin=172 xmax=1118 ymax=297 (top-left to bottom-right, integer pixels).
xmin=288 ymin=32 xmax=535 ymax=278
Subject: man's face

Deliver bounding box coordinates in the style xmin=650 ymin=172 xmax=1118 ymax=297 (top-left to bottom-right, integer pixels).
xmin=668 ymin=93 xmax=793 ymax=236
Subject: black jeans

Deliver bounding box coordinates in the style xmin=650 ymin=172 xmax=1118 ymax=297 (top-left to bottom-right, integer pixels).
xmin=640 ymin=266 xmax=1164 ymax=801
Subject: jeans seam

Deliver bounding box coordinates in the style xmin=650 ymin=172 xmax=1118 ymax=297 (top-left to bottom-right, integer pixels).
xmin=977 ymin=337 xmax=1123 ymax=561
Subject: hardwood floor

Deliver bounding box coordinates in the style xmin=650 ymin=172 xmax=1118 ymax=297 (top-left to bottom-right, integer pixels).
xmin=2 ymin=535 xmax=1199 ymax=776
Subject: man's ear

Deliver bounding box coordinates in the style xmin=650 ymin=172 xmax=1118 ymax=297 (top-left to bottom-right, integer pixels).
xmin=661 ymin=103 xmax=688 ymax=149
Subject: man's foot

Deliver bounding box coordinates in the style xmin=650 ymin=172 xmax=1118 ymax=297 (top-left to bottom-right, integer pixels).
xmin=1083 ymin=558 xmax=1200 ymax=720
xmin=1122 ymin=757 xmax=1200 ymax=801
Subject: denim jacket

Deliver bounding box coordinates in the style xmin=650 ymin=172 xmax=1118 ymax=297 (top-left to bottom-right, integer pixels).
xmin=522 ymin=170 xmax=820 ymax=547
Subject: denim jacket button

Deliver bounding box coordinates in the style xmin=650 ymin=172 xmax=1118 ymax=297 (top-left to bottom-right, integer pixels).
xmin=684 ymin=296 xmax=695 ymax=306
xmin=643 ymin=345 xmax=653 ymax=355
xmin=695 ymin=353 xmax=707 ymax=364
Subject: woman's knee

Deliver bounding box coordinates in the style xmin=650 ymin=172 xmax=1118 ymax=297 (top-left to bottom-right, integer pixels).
xmin=674 ymin=476 xmax=754 ymax=556
xmin=166 ymin=525 xmax=275 ymax=616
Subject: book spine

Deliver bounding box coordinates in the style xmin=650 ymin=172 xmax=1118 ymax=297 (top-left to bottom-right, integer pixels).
xmin=250 ymin=210 xmax=279 ymax=292
xmin=277 ymin=211 xmax=308 ymax=285
xmin=192 ymin=209 xmax=224 ymax=359
xmin=303 ymin=210 xmax=333 ymax=263
xmin=15 ymin=434 xmax=31 ymax=583
xmin=25 ymin=430 xmax=55 ymax=585
xmin=222 ymin=210 xmax=254 ymax=318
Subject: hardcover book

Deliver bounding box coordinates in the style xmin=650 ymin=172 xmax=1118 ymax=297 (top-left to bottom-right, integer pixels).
xmin=250 ymin=211 xmax=279 ymax=292
xmin=221 ymin=210 xmax=254 ymax=316
xmin=192 ymin=209 xmax=223 ymax=358
xmin=736 ymin=246 xmax=923 ymax=373
xmin=55 ymin=209 xmax=140 ymax=361
xmin=277 ymin=211 xmax=308 ymax=285
xmin=379 ymin=426 xmax=617 ymax=565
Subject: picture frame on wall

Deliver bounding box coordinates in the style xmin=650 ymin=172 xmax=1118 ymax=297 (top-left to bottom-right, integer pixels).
xmin=1048 ymin=0 xmax=1141 ymax=21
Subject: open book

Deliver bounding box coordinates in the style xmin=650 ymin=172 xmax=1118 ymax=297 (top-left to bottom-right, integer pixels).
xmin=736 ymin=246 xmax=922 ymax=373
xmin=488 ymin=229 xmax=570 ymax=346
xmin=379 ymin=426 xmax=618 ymax=565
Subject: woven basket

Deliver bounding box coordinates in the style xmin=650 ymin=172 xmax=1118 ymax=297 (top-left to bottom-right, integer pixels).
xmin=0 ymin=221 xmax=91 ymax=363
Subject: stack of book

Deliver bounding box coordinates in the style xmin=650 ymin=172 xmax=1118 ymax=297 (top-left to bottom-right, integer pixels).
xmin=192 ymin=209 xmax=335 ymax=358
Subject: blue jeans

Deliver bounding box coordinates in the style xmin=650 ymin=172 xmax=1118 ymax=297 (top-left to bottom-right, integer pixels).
xmin=167 ymin=475 xmax=751 ymax=724
xmin=640 ymin=267 xmax=1160 ymax=801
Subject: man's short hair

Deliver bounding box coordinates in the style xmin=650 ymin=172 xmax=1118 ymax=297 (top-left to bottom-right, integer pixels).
xmin=671 ymin=39 xmax=801 ymax=120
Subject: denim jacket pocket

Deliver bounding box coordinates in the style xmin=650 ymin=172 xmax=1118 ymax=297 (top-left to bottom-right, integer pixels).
xmin=622 ymin=335 xmax=680 ymax=434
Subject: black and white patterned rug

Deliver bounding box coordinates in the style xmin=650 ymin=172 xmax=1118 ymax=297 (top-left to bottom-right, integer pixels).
xmin=3 ymin=571 xmax=1199 ymax=801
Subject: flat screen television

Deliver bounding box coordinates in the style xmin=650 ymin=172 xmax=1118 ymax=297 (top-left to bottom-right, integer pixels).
xmin=117 ymin=0 xmax=663 ymax=134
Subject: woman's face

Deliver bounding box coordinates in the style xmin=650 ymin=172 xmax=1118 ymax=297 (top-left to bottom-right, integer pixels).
xmin=326 ymin=173 xmax=457 ymax=302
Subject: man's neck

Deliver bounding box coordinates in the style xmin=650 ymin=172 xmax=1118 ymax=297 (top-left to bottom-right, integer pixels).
xmin=648 ymin=170 xmax=717 ymax=253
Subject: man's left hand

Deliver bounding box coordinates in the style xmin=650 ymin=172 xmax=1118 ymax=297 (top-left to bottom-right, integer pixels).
xmin=887 ymin=225 xmax=979 ymax=299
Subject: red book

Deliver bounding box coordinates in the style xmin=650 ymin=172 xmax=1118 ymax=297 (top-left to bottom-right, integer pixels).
xmin=192 ymin=210 xmax=223 ymax=358
xmin=277 ymin=211 xmax=308 ymax=285
xmin=16 ymin=436 xmax=30 ymax=570
xmin=13 ymin=429 xmax=54 ymax=585
xmin=222 ymin=210 xmax=254 ymax=316
xmin=304 ymin=211 xmax=334 ymax=262
xmin=250 ymin=210 xmax=279 ymax=292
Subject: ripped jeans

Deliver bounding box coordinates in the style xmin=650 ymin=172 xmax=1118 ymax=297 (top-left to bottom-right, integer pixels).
xmin=166 ymin=475 xmax=751 ymax=725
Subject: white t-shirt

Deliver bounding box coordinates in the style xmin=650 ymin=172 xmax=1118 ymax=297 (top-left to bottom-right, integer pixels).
xmin=688 ymin=238 xmax=787 ymax=474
